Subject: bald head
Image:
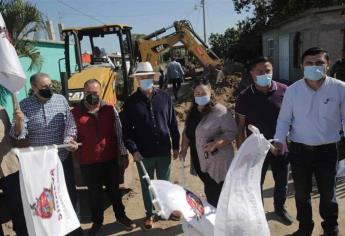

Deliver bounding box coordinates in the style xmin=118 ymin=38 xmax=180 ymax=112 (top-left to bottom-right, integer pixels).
xmin=84 ymin=79 xmax=101 ymax=96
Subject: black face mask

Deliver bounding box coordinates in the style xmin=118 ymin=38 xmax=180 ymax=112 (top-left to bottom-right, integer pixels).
xmin=85 ymin=94 xmax=100 ymax=106
xmin=38 ymin=88 xmax=53 ymax=99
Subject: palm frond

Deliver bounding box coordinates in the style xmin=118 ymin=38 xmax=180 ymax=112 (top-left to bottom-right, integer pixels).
xmin=16 ymin=40 xmax=43 ymax=71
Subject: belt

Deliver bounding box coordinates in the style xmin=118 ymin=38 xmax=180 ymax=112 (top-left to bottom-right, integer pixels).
xmin=290 ymin=141 xmax=336 ymax=151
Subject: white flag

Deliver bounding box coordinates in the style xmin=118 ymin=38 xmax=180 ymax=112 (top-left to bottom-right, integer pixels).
xmin=214 ymin=125 xmax=271 ymax=236
xmin=0 ymin=13 xmax=26 ymax=93
xmin=151 ymin=180 xmax=216 ymax=236
xmin=14 ymin=147 xmax=80 ymax=236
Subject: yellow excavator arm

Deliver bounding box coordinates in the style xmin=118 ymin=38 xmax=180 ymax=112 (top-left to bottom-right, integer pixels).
xmin=137 ymin=20 xmax=223 ymax=71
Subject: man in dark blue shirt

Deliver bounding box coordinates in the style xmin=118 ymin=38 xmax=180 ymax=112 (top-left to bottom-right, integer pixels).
xmin=122 ymin=62 xmax=180 ymax=229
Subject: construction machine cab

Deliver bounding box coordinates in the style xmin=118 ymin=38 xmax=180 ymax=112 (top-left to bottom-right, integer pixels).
xmin=60 ymin=24 xmax=135 ymax=105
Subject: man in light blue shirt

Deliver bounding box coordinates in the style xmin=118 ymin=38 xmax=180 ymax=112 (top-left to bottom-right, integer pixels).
xmin=274 ymin=47 xmax=345 ymax=236
xmin=166 ymin=57 xmax=184 ymax=100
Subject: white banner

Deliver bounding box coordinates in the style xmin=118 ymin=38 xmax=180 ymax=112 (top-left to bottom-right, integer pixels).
xmin=214 ymin=125 xmax=271 ymax=236
xmin=0 ymin=13 xmax=26 ymax=93
xmin=151 ymin=180 xmax=216 ymax=236
xmin=15 ymin=148 xmax=80 ymax=236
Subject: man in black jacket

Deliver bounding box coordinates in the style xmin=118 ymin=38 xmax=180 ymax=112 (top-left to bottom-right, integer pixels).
xmin=122 ymin=62 xmax=180 ymax=229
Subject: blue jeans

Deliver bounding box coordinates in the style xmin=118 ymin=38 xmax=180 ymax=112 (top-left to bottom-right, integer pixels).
xmin=261 ymin=152 xmax=289 ymax=210
xmin=289 ymin=142 xmax=338 ymax=235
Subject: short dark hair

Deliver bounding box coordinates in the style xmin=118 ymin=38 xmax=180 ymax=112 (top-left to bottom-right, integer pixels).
xmin=30 ymin=73 xmax=50 ymax=85
xmin=301 ymin=47 xmax=329 ymax=63
xmin=84 ymin=79 xmax=101 ymax=88
xmin=248 ymin=57 xmax=272 ymax=71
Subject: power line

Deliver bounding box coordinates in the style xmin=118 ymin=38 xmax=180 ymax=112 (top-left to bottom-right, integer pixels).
xmin=55 ymin=0 xmax=105 ymax=24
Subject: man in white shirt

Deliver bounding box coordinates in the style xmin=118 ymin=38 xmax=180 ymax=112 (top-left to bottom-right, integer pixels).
xmin=274 ymin=47 xmax=345 ymax=236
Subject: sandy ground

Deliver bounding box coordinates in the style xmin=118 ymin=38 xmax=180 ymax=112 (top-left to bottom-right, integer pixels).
xmin=73 ymin=154 xmax=345 ymax=236
xmin=2 ymin=137 xmax=345 ymax=236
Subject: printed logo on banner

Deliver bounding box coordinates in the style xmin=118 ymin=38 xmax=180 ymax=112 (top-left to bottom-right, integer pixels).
xmin=0 ymin=26 xmax=11 ymax=42
xmin=30 ymin=169 xmax=63 ymax=220
xmin=185 ymin=190 xmax=205 ymax=219
xmin=30 ymin=187 xmax=55 ymax=219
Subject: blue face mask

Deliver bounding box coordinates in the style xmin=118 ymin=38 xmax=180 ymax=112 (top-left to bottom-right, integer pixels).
xmin=255 ymin=74 xmax=272 ymax=87
xmin=304 ymin=66 xmax=325 ymax=81
xmin=195 ymin=95 xmax=210 ymax=106
xmin=139 ymin=79 xmax=154 ymax=91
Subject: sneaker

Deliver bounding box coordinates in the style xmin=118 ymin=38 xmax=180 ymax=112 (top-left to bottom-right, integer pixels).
xmin=144 ymin=216 xmax=154 ymax=230
xmin=87 ymin=223 xmax=102 ymax=236
xmin=275 ymin=208 xmax=293 ymax=225
xmin=117 ymin=215 xmax=136 ymax=231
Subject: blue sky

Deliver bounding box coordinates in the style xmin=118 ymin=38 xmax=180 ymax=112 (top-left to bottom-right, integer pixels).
xmin=30 ymin=0 xmax=252 ymax=53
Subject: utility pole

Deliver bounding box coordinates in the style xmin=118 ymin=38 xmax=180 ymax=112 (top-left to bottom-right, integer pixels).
xmin=201 ymin=0 xmax=207 ymax=44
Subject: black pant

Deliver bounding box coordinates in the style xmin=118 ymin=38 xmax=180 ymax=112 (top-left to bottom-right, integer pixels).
xmin=62 ymin=157 xmax=84 ymax=236
xmin=190 ymin=148 xmax=223 ymax=207
xmin=261 ymin=152 xmax=289 ymax=210
xmin=0 ymin=179 xmax=4 ymax=236
xmin=289 ymin=142 xmax=338 ymax=235
xmin=80 ymin=160 xmax=125 ymax=224
xmin=171 ymin=78 xmax=182 ymax=100
xmin=1 ymin=172 xmax=28 ymax=236
xmin=62 ymin=156 xmax=80 ymax=216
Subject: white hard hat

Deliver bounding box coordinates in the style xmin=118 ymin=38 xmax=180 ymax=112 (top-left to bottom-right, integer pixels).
xmin=130 ymin=62 xmax=160 ymax=79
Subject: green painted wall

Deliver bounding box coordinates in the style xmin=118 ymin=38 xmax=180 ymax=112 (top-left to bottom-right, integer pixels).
xmin=0 ymin=40 xmax=76 ymax=116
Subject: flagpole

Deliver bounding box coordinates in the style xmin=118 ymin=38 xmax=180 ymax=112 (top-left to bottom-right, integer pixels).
xmin=138 ymin=160 xmax=164 ymax=216
xmin=11 ymin=93 xmax=19 ymax=110
xmin=12 ymin=143 xmax=82 ymax=154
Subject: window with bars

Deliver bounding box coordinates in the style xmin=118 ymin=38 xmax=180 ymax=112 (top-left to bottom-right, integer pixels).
xmin=266 ymin=38 xmax=274 ymax=60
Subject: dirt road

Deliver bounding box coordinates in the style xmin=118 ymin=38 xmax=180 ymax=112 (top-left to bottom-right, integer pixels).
xmin=78 ymin=154 xmax=345 ymax=236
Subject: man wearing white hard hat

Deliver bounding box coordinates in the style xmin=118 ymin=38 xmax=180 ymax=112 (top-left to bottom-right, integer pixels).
xmin=122 ymin=62 xmax=180 ymax=229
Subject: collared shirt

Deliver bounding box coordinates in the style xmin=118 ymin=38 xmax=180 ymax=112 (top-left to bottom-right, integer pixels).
xmin=77 ymin=101 xmax=127 ymax=156
xmin=274 ymin=77 xmax=345 ymax=146
xmin=166 ymin=61 xmax=184 ymax=80
xmin=235 ymin=81 xmax=287 ymax=139
xmin=10 ymin=94 xmax=77 ymax=161
xmin=122 ymin=88 xmax=180 ymax=157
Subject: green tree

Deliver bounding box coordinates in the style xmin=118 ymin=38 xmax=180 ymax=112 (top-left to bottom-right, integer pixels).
xmin=209 ymin=0 xmax=345 ymax=63
xmin=233 ymin=0 xmax=345 ymax=25
xmin=209 ymin=28 xmax=240 ymax=59
xmin=1 ymin=0 xmax=46 ymax=71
